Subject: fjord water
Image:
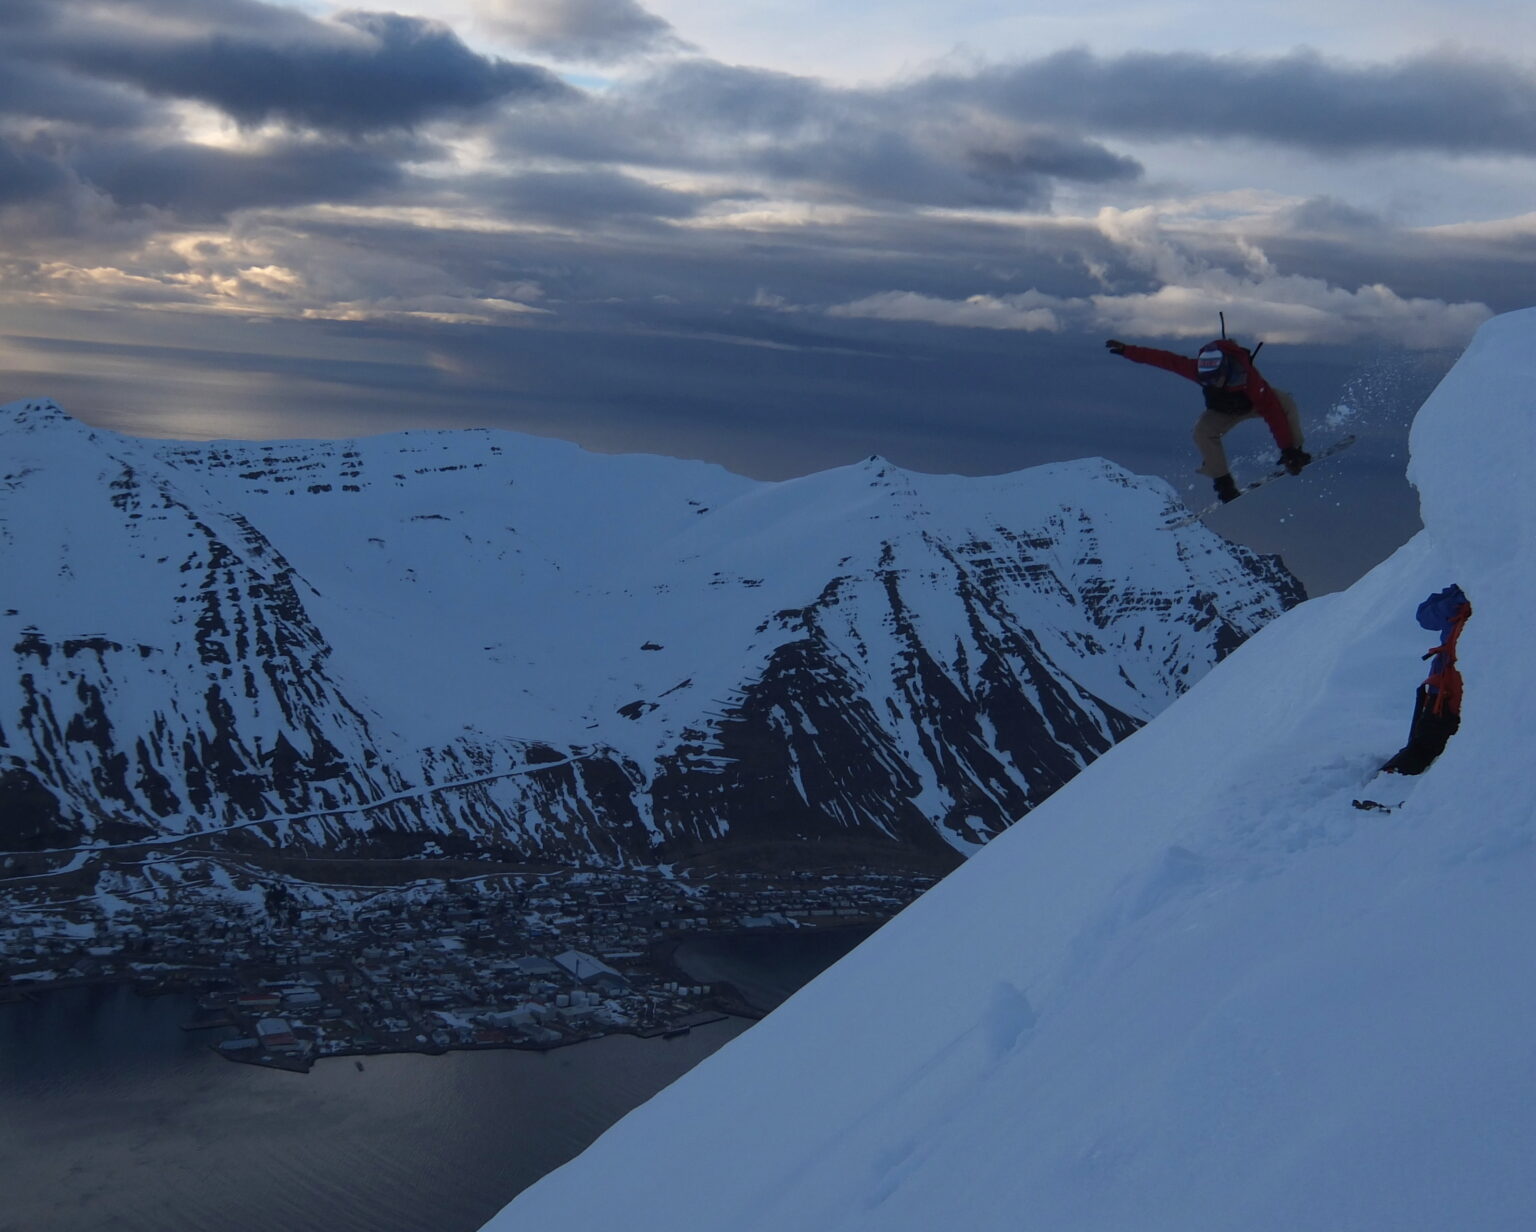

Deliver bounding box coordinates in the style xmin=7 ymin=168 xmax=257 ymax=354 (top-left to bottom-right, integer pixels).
xmin=0 ymin=984 xmax=745 ymax=1232
xmin=670 ymin=925 xmax=878 ymax=1010
xmin=0 ymin=926 xmax=872 ymax=1232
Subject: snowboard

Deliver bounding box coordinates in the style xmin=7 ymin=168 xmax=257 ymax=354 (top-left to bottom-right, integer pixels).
xmin=1351 ymin=768 xmax=1410 ymax=814
xmin=1162 ymin=434 xmax=1357 ymax=529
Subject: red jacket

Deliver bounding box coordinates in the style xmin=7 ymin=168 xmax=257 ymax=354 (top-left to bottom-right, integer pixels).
xmin=1116 ymin=341 xmax=1298 ymax=451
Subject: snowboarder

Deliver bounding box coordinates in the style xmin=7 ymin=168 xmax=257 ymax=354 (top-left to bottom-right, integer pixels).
xmin=1382 ymin=584 xmax=1471 ymax=775
xmin=1105 ymin=335 xmax=1311 ymax=503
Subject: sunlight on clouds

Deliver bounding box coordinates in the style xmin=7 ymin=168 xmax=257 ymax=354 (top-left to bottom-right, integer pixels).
xmin=1120 ymin=190 xmax=1310 ymax=232
xmin=828 ymin=290 xmax=1071 ymax=332
xmin=163 ymin=101 xmax=260 ymax=150
xmin=301 ymin=296 xmax=552 ymax=325
xmin=10 ymin=185 xmax=1498 ymax=353
xmin=32 ymin=252 xmax=315 ymax=317
xmin=423 ymin=131 xmax=504 ymax=177
xmin=1415 ymin=212 xmax=1536 ymax=242
xmin=21 ymin=229 xmax=554 ymax=334
xmin=687 ymin=200 xmax=874 ymax=229
xmin=38 ymin=263 xmax=201 ymax=305
xmin=295 ymin=203 xmax=559 ymax=234
xmin=1092 ymin=282 xmax=1492 ymax=347
xmin=817 ymin=202 xmax=1493 ymax=348
xmin=236 ymin=265 xmax=306 ymax=295
xmin=1086 ymin=206 xmax=1493 ymax=345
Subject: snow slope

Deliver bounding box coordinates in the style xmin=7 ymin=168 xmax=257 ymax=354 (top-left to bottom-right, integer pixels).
xmin=480 ymin=311 xmax=1536 ymax=1230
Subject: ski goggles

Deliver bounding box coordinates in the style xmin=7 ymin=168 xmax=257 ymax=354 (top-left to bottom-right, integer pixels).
xmin=1197 ymin=346 xmax=1234 ymax=385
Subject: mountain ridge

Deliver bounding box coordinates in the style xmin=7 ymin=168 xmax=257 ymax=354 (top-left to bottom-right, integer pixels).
xmin=2 ymin=399 xmax=1302 ymax=875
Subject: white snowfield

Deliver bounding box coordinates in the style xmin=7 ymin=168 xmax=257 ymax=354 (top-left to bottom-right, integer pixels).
xmin=481 ymin=309 xmax=1536 ymax=1231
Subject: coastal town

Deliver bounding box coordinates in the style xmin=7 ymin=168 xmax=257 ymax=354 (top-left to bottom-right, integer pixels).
xmin=0 ymin=865 xmax=936 ymax=1071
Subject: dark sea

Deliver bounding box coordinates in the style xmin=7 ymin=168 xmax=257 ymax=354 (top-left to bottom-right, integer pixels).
xmin=0 ymin=927 xmax=868 ymax=1232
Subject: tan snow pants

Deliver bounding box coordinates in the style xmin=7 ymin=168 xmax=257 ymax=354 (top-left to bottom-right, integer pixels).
xmin=1193 ymin=388 xmax=1304 ymax=478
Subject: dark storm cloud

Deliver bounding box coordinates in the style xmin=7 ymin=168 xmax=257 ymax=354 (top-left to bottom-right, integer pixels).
xmin=0 ymin=135 xmax=76 ymax=208
xmin=1281 ymin=197 xmax=1390 ymax=235
xmin=480 ymin=169 xmax=711 ymax=224
xmin=492 ymin=60 xmax=817 ymax=167
xmin=12 ymin=2 xmax=571 ymax=135
xmin=496 ymin=60 xmax=1144 ymax=210
xmin=479 ymin=0 xmax=688 ymax=63
xmin=0 ymin=60 xmax=157 ymax=130
xmin=77 ymin=137 xmax=416 ymax=221
xmin=493 ymin=46 xmax=1536 ymax=217
xmin=922 ymin=47 xmax=1536 ymax=156
xmin=751 ymin=124 xmax=1139 ymax=209
xmin=966 ymin=134 xmax=1141 ymax=187
xmin=0 ymin=0 xmax=52 ymax=29
xmin=7 ymin=6 xmax=1536 ymax=236
xmin=0 ymin=1 xmax=573 ymax=228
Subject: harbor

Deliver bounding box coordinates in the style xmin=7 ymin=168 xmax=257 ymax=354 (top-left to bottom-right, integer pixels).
xmin=4 ymin=865 xmax=915 ymax=1073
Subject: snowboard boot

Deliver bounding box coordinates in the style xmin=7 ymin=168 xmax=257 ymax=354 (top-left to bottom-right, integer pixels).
xmin=1213 ymin=474 xmax=1240 ymax=503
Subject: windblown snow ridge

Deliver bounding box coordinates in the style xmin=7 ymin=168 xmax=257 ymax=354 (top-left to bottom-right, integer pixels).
xmin=480 ymin=309 xmax=1536 ymax=1230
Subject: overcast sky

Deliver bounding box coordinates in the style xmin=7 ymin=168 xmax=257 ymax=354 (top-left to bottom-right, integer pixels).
xmin=4 ymin=0 xmax=1532 ymax=592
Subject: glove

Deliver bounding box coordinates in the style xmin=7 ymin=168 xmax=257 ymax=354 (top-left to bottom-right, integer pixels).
xmin=1105 ymin=339 xmax=1126 ymax=355
xmin=1280 ymin=446 xmax=1312 ymax=476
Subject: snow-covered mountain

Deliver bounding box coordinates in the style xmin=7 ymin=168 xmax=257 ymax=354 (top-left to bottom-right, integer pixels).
xmin=479 ymin=311 xmax=1536 ymax=1230
xmin=1 ymin=401 xmax=1298 ymax=870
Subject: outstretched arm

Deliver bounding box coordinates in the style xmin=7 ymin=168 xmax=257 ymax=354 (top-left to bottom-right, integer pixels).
xmin=1105 ymin=340 xmax=1200 ymax=382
